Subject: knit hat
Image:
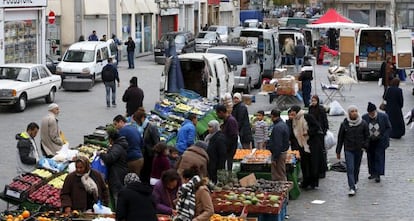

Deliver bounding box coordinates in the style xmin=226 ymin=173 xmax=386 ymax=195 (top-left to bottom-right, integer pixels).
xmin=233 ymin=93 xmax=242 ymax=101
xmin=124 ymin=173 xmax=141 ymax=185
xmin=347 ymin=105 xmax=358 ymax=113
xmin=367 ymin=102 xmax=376 ymax=112
xmin=48 ymin=103 xmax=59 ymax=111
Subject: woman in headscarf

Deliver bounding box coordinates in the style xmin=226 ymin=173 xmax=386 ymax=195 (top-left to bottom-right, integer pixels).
xmin=384 ymin=78 xmax=405 ymax=139
xmin=116 ymin=173 xmax=158 ymax=221
xmin=205 ymin=120 xmax=226 ymax=184
xmin=174 ymin=166 xmax=213 ymax=221
xmin=61 ymin=156 xmax=109 ymax=213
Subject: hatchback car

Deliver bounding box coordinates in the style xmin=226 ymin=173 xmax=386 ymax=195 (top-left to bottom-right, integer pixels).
xmin=207 ymin=46 xmax=261 ymax=93
xmin=0 ymin=63 xmax=62 ymax=112
xmin=195 ymin=31 xmax=222 ymax=52
xmin=207 ymin=25 xmax=232 ymax=43
xmin=154 ymin=31 xmax=195 ymax=64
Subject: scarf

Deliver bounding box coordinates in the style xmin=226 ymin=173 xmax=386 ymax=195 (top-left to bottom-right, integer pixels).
xmin=204 ymin=120 xmax=220 ymax=144
xmin=174 ymin=175 xmax=201 ymax=221
xmin=292 ymin=110 xmax=310 ymax=153
xmin=346 ymin=105 xmax=362 ymax=127
xmin=80 ymin=170 xmax=99 ymax=199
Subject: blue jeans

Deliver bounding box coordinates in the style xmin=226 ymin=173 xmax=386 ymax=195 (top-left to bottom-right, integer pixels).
xmin=344 ymin=149 xmax=363 ymax=190
xmin=127 ymin=51 xmax=134 ymax=68
xmin=104 ymin=81 xmax=116 ymax=106
xmin=295 ymin=57 xmax=304 ymax=72
xmin=284 ymin=54 xmax=294 ymax=65
xmin=302 ymin=80 xmax=312 ymax=107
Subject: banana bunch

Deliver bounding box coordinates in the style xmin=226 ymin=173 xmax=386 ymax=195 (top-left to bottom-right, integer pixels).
xmin=31 ymin=169 xmax=53 ymax=179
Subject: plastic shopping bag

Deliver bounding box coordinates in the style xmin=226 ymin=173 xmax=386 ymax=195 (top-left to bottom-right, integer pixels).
xmin=93 ymin=200 xmax=113 ymax=214
xmin=328 ymin=100 xmax=346 ymax=116
xmin=91 ymin=154 xmax=108 ymax=180
xmin=324 ymin=130 xmax=336 ymax=150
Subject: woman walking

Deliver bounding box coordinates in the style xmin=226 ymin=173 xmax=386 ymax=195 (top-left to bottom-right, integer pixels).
xmin=384 ymin=78 xmax=405 ymax=139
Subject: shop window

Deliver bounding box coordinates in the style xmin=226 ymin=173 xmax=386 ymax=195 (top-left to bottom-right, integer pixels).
xmin=4 ymin=20 xmax=38 ymax=63
xmin=135 ymin=15 xmax=143 ymax=54
xmin=144 ymin=14 xmax=152 ymax=52
xmin=348 ymin=10 xmax=369 ymax=25
xmin=376 ymin=10 xmax=386 ymax=27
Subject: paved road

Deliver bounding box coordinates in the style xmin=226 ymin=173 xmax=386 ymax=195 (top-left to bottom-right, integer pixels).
xmin=1 ymin=56 xmax=414 ymax=220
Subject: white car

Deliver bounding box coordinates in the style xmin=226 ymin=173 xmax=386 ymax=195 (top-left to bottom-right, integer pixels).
xmin=195 ymin=31 xmax=222 ymax=52
xmin=0 ymin=63 xmax=62 ymax=112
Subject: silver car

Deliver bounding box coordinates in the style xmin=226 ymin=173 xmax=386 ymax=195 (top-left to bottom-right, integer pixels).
xmin=195 ymin=31 xmax=222 ymax=52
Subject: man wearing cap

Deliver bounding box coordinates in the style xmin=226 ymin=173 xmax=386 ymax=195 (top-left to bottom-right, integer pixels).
xmin=362 ymin=102 xmax=392 ymax=183
xmin=40 ymin=103 xmax=64 ymax=157
xmin=232 ymin=93 xmax=253 ymax=149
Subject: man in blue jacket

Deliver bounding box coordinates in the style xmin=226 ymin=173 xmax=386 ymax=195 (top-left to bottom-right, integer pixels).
xmin=176 ymin=114 xmax=198 ymax=154
xmin=267 ymin=109 xmax=289 ymax=181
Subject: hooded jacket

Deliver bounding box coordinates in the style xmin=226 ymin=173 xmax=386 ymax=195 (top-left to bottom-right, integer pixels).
xmin=99 ymin=136 xmax=129 ymax=194
xmin=176 ymin=119 xmax=196 ymax=154
xmin=16 ymin=132 xmax=41 ymax=174
xmin=177 ymin=146 xmax=209 ymax=178
xmin=116 ymin=182 xmax=158 ymax=221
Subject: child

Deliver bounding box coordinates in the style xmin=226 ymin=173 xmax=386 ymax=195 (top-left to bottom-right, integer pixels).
xmin=168 ymin=146 xmax=180 ymax=168
xmin=150 ymin=142 xmax=171 ymax=185
xmin=253 ymin=110 xmax=268 ymax=150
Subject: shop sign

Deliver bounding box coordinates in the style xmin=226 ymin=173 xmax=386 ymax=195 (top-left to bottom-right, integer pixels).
xmin=0 ymin=0 xmax=47 ymax=8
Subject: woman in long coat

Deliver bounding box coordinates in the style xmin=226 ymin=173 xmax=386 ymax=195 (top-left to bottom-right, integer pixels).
xmin=384 ymin=78 xmax=405 ymax=139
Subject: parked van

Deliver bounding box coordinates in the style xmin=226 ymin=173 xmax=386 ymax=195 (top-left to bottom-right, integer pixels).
xmin=153 ymin=31 xmax=196 ymax=64
xmin=340 ymin=28 xmax=412 ymax=80
xmin=160 ymin=53 xmax=234 ymax=100
xmin=56 ymin=40 xmax=117 ymax=90
xmin=239 ymin=28 xmax=282 ymax=78
xmin=278 ymin=29 xmax=309 ymax=58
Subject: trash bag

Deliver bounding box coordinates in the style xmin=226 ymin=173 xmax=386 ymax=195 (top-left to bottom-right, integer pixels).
xmin=330 ymin=161 xmax=347 ymax=172
xmin=328 ymin=100 xmax=346 ymax=116
xmin=324 ymin=130 xmax=336 ymax=150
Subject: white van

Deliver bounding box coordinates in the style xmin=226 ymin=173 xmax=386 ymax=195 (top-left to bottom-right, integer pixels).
xmin=160 ymin=53 xmax=234 ymax=100
xmin=340 ymin=28 xmax=412 ymax=80
xmin=56 ymin=40 xmax=117 ymax=90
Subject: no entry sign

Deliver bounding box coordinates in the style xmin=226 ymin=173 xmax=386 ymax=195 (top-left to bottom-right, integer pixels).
xmin=48 ymin=11 xmax=55 ymax=24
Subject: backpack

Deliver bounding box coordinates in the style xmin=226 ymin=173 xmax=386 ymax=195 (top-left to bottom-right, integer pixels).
xmin=101 ymin=65 xmax=115 ymax=82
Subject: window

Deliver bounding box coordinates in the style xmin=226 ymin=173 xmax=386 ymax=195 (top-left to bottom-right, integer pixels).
xmin=31 ymin=68 xmax=39 ymax=81
xmin=376 ymin=10 xmax=386 ymax=27
xmin=101 ymin=47 xmax=109 ymax=60
xmin=38 ymin=67 xmax=49 ymax=78
xmin=348 ymin=10 xmax=370 ymax=25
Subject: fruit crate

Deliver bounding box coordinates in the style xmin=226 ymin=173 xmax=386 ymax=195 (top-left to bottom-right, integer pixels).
xmin=240 ymin=162 xmax=271 ymax=173
xmin=3 ymin=180 xmax=33 ymax=202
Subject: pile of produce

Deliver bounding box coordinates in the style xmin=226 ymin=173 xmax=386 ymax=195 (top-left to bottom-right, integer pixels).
xmin=1 ymin=210 xmax=30 ymax=221
xmin=28 ymin=184 xmax=61 ymax=208
xmin=233 ymin=149 xmax=271 ymax=160
xmin=210 ymin=214 xmax=253 ymax=221
xmin=77 ymin=144 xmax=104 ymax=159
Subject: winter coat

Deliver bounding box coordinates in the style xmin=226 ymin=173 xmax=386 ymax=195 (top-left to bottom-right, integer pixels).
xmin=384 ymin=86 xmax=405 ymax=138
xmin=308 ymin=104 xmax=329 ymax=134
xmin=16 ymin=132 xmax=41 ymax=174
xmin=152 ymin=180 xmax=179 ymax=215
xmin=286 ymin=119 xmax=300 ymax=150
xmin=40 ymin=112 xmax=64 ymax=156
xmin=336 ymin=119 xmax=369 ymax=154
xmin=232 ymin=102 xmax=252 ymax=144
xmin=60 ymin=169 xmax=109 ymax=211
xmin=143 ymin=122 xmax=160 ymax=157
xmin=177 ymin=146 xmax=209 ymax=178
xmin=267 ymin=118 xmax=289 ymax=160
xmin=193 ymin=185 xmax=214 ymax=221
xmin=116 ymin=182 xmax=158 ymax=221
xmin=119 ymin=125 xmax=143 ymax=161
xmin=176 ymin=120 xmax=196 ymax=154
xmin=150 ymin=155 xmax=170 ymax=179
xmin=122 ymin=86 xmax=144 ymax=117
xmin=125 ymin=40 xmax=135 ymax=52
xmin=206 ymin=131 xmax=227 ymax=183
xmin=99 ymin=137 xmax=129 ymax=195
xmin=101 ymin=63 xmax=119 ymax=83
xmin=362 ymin=112 xmax=392 ymax=148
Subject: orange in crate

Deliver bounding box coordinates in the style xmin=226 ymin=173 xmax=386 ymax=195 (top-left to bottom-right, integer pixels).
xmin=234 ymin=149 xmax=252 ymax=160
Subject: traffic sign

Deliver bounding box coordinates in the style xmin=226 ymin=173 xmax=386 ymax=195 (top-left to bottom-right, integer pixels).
xmin=48 ymin=11 xmax=55 ymax=24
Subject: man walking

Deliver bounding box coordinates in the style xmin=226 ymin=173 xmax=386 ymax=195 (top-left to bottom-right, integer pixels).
xmin=16 ymin=122 xmax=42 ymax=174
xmin=41 ymin=103 xmax=64 ymax=157
xmin=267 ymin=109 xmax=289 ymax=181
xmin=125 ymin=37 xmax=135 ymax=69
xmin=362 ymin=102 xmax=391 ymax=183
xmin=102 ymin=57 xmax=120 ymax=107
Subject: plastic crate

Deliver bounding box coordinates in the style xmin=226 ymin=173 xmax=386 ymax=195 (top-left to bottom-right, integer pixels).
xmin=253 ymin=199 xmax=288 ymax=221
xmin=240 ymin=162 xmax=271 ymax=172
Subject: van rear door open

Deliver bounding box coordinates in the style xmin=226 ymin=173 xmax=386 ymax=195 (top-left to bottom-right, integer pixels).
xmin=395 ymin=30 xmax=413 ymax=69
xmin=339 ymin=29 xmax=356 ymax=67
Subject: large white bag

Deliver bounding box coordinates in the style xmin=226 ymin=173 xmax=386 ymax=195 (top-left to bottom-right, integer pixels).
xmin=324 ymin=130 xmax=337 ymax=150
xmin=328 ymin=100 xmax=346 ymax=116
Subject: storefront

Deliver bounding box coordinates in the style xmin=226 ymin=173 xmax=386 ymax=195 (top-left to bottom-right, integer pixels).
xmin=159 ymin=9 xmax=179 ymax=36
xmin=0 ymin=0 xmax=47 ymax=64
xmin=219 ymin=1 xmax=239 ymax=27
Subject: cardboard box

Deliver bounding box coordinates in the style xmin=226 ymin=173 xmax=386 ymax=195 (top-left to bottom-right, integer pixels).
xmin=277 ymin=77 xmax=296 ymax=95
xmin=242 ymin=94 xmax=254 ymax=105
xmin=273 ymin=68 xmax=287 ymax=78
xmin=262 ymin=83 xmax=276 ymax=92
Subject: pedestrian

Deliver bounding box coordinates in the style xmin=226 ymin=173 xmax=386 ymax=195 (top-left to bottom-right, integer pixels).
xmin=40 ymin=103 xmax=65 ymax=157
xmin=152 ymin=169 xmax=181 ymax=215
xmin=253 ymin=110 xmax=268 ymax=150
xmin=113 ymin=115 xmax=144 ymax=177
xmin=174 ymin=166 xmax=214 ymax=221
xmin=336 ymin=105 xmax=369 ymax=196
xmin=202 ymin=24 xmax=209 ymax=31
xmin=100 ymin=34 xmax=107 ymax=41
xmin=204 ymin=120 xmax=226 ymax=184
xmin=176 ymin=141 xmax=209 ymax=178
xmin=175 ymin=114 xmax=197 ymax=155
xmin=308 ymin=95 xmax=329 ymax=178
xmin=16 ymin=122 xmax=42 ymax=175
xmin=125 ymin=36 xmax=135 ymax=69
xmin=133 ymin=108 xmax=160 ymax=185
xmin=61 ymin=156 xmax=109 ymax=213
xmin=116 ymin=173 xmax=158 ymax=221
xmin=99 ymin=126 xmax=129 ymax=207
xmin=290 ymin=105 xmax=325 ymax=189
xmin=168 ymin=146 xmax=180 ymax=168
xmin=232 ymin=93 xmax=253 ymax=149
xmin=286 ymin=109 xmax=300 ymax=151
xmin=380 ymin=56 xmax=396 ymax=96
xmin=78 ymin=35 xmax=85 ymax=42
xmin=112 ymin=34 xmax=122 ymax=65
xmin=282 ymin=38 xmax=295 ymax=65
xmin=384 ymin=78 xmax=405 ymax=139
xmin=150 ymin=142 xmax=171 ymax=185
xmin=101 ymin=57 xmax=120 ymax=108
xmin=362 ymin=102 xmax=391 ymax=183
xmin=294 ymin=40 xmax=306 ymax=73
xmin=215 ymin=104 xmax=238 ymax=171
xmin=267 ymin=109 xmax=290 ymax=181
xmin=298 ymin=62 xmax=313 ymax=107
xmin=88 ymin=30 xmax=98 ymax=41
xmin=122 ymin=76 xmax=144 ymax=117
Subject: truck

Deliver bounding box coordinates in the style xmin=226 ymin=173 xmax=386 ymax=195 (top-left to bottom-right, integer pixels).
xmin=240 ymin=10 xmax=263 ymax=27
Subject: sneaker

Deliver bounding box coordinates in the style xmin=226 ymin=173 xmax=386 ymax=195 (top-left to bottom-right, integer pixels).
xmin=348 ymin=189 xmax=356 ymax=196
xmin=354 ymin=184 xmax=358 ymax=190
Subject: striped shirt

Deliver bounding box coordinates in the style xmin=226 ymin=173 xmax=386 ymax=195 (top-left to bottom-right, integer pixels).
xmin=254 ymin=120 xmax=269 ymax=143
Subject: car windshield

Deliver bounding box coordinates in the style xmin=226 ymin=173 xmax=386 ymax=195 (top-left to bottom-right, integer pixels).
xmin=208 ymin=49 xmax=243 ymax=65
xmin=63 ymin=50 xmax=95 ymax=62
xmin=197 ymin=32 xmax=216 ymax=40
xmin=0 ymin=67 xmax=30 ymax=82
xmin=209 ymin=26 xmax=227 ymax=35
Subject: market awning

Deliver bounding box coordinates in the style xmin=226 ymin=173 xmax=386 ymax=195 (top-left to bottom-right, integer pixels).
xmin=307 ymin=22 xmax=369 ymax=29
xmin=312 ymin=9 xmax=352 ymax=24
xmin=84 ymin=0 xmax=109 ymax=15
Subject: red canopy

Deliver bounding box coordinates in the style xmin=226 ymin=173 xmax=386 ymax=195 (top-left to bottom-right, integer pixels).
xmin=312 ymin=9 xmax=352 ymax=24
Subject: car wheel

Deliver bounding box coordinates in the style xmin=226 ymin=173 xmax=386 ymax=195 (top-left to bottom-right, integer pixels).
xmin=45 ymin=88 xmax=56 ymax=103
xmin=254 ymin=75 xmax=262 ymax=89
xmin=15 ymin=94 xmax=27 ymax=112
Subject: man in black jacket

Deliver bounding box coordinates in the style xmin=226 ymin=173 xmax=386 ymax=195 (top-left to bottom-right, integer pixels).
xmin=16 ymin=122 xmax=41 ymax=174
xmin=102 ymin=57 xmax=120 ymax=107
xmin=232 ymin=93 xmax=252 ymax=149
xmin=122 ymin=77 xmax=144 ymax=117
xmin=125 ymin=37 xmax=136 ymax=69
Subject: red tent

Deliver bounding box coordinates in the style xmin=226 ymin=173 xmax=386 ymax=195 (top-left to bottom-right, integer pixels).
xmin=312 ymin=9 xmax=352 ymax=24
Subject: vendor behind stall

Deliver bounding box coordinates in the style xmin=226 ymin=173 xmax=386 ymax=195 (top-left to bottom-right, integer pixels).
xmin=61 ymin=156 xmax=109 ymax=213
